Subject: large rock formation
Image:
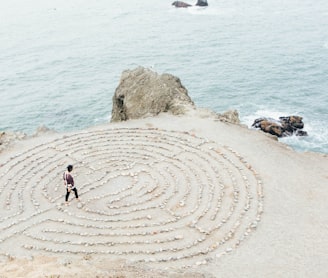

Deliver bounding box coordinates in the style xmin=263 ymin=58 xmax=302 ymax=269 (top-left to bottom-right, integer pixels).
xmin=111 ymin=67 xmax=195 ymax=122
xmin=252 ymin=116 xmax=308 ymax=137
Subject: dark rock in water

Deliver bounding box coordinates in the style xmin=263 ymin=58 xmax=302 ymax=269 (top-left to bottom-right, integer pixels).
xmin=252 ymin=116 xmax=308 ymax=137
xmin=252 ymin=117 xmax=279 ymax=129
xmin=196 ymin=0 xmax=208 ymax=6
xmin=295 ymin=130 xmax=308 ymax=136
xmin=172 ymin=1 xmax=192 ymax=8
xmin=260 ymin=120 xmax=284 ymax=137
xmin=279 ymin=116 xmax=304 ymax=130
xmin=172 ymin=0 xmax=208 ymax=8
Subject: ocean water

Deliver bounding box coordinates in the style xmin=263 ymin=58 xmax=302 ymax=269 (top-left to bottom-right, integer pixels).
xmin=0 ymin=0 xmax=327 ymax=153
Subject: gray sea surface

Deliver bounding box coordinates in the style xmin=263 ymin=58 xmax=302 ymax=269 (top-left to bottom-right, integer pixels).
xmin=0 ymin=0 xmax=327 ymax=153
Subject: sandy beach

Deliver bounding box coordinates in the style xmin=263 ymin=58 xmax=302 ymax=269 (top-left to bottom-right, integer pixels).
xmin=0 ymin=110 xmax=327 ymax=277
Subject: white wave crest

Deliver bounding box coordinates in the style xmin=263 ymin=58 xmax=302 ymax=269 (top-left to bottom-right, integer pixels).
xmin=323 ymin=41 xmax=328 ymax=49
xmin=187 ymin=7 xmax=222 ymax=15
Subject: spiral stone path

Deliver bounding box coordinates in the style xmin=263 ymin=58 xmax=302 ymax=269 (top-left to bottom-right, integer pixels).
xmin=0 ymin=127 xmax=264 ymax=268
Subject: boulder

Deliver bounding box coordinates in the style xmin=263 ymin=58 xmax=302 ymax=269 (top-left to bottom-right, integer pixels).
xmin=172 ymin=1 xmax=192 ymax=8
xmin=279 ymin=116 xmax=304 ymax=131
xmin=32 ymin=125 xmax=56 ymax=137
xmin=111 ymin=67 xmax=194 ymax=122
xmin=218 ymin=109 xmax=240 ymax=124
xmin=172 ymin=0 xmax=208 ymax=8
xmin=252 ymin=116 xmax=308 ymax=137
xmin=196 ymin=0 xmax=208 ymax=6
xmin=0 ymin=131 xmax=27 ymax=152
xmin=259 ymin=120 xmax=284 ymax=137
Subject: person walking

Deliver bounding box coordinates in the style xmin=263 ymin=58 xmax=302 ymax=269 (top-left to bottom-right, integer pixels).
xmin=63 ymin=164 xmax=79 ymax=205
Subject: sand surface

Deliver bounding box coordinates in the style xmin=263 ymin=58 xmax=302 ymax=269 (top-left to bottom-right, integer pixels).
xmin=0 ymin=112 xmax=327 ymax=277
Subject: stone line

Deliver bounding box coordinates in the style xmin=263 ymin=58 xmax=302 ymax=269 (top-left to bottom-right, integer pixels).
xmin=0 ymin=127 xmax=264 ymax=268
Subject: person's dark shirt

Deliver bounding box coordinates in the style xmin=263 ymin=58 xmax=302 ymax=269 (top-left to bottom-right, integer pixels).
xmin=63 ymin=172 xmax=74 ymax=186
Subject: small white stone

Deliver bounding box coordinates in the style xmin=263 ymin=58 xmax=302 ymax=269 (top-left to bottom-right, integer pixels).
xmin=195 ymin=260 xmax=207 ymax=266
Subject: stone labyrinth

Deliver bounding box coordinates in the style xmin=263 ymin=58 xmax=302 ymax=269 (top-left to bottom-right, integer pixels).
xmin=0 ymin=127 xmax=264 ymax=268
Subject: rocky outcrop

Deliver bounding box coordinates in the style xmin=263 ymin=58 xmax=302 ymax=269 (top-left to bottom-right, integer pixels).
xmin=0 ymin=127 xmax=56 ymax=153
xmin=252 ymin=116 xmax=308 ymax=137
xmin=111 ymin=67 xmax=195 ymax=122
xmin=218 ymin=109 xmax=240 ymax=124
xmin=172 ymin=1 xmax=192 ymax=8
xmin=172 ymin=0 xmax=208 ymax=8
xmin=32 ymin=125 xmax=56 ymax=137
xmin=0 ymin=131 xmax=26 ymax=153
xmin=196 ymin=0 xmax=208 ymax=6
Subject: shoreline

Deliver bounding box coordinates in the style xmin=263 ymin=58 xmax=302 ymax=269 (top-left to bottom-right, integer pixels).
xmin=1 ymin=108 xmax=326 ymax=156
